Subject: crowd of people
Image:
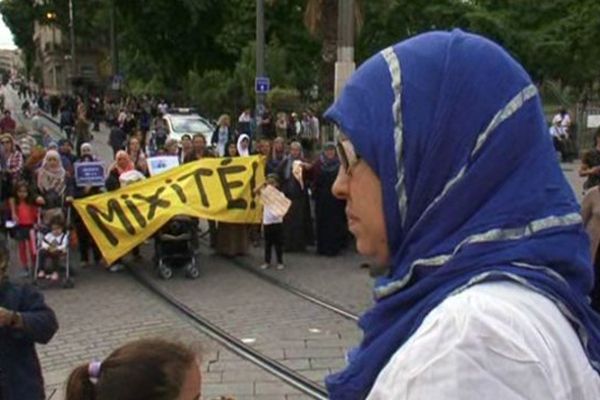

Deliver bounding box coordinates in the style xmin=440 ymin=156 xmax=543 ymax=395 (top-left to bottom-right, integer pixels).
xmin=0 ymin=84 xmax=350 ymax=276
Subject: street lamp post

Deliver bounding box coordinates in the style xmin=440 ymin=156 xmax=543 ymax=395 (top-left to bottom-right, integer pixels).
xmin=334 ymin=0 xmax=355 ymax=101
xmin=110 ymin=0 xmax=119 ymax=78
xmin=256 ymin=0 xmax=266 ymax=132
xmin=68 ymin=0 xmax=76 ymax=93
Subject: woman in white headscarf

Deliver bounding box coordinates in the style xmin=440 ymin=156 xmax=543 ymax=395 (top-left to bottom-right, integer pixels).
xmin=236 ymin=133 xmax=251 ymax=157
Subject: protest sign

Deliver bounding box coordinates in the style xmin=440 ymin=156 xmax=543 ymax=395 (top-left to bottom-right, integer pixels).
xmin=147 ymin=156 xmax=180 ymax=176
xmin=73 ymin=155 xmax=265 ymax=264
xmin=74 ymin=161 xmax=105 ymax=187
xmin=260 ymin=185 xmax=291 ymax=219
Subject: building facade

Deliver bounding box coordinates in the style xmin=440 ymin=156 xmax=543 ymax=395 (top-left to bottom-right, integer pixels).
xmin=32 ymin=6 xmax=107 ymax=95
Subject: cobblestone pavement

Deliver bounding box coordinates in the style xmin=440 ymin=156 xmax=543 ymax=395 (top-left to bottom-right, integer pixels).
xmin=1 ymin=85 xmax=589 ymax=399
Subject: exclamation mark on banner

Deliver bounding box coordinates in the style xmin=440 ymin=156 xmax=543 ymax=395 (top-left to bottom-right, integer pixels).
xmin=250 ymin=161 xmax=258 ymax=209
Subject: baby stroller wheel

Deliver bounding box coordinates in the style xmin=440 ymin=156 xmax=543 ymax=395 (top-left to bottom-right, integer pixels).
xmin=157 ymin=261 xmax=173 ymax=280
xmin=62 ymin=278 xmax=75 ymax=289
xmin=185 ymin=262 xmax=200 ymax=279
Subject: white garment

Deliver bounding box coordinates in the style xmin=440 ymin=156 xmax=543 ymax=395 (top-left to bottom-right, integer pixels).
xmin=263 ymin=203 xmax=284 ymax=225
xmin=367 ymin=281 xmax=600 ymax=400
xmin=42 ymin=231 xmax=67 ymax=252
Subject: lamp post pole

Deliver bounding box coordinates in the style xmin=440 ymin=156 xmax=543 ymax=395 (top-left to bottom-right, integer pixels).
xmin=68 ymin=0 xmax=76 ymax=93
xmin=334 ymin=0 xmax=355 ymax=101
xmin=110 ymin=0 xmax=118 ymax=78
xmin=256 ymin=0 xmax=266 ymax=133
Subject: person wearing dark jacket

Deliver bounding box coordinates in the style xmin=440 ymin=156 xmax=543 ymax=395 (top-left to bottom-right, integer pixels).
xmin=108 ymin=124 xmax=127 ymax=157
xmin=0 ymin=241 xmax=59 ymax=400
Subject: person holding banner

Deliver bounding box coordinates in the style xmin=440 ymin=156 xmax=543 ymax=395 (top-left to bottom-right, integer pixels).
xmin=179 ymin=134 xmax=193 ymax=164
xmin=105 ymin=151 xmax=140 ymax=271
xmin=184 ymin=134 xmax=211 ymax=163
xmin=215 ymin=142 xmax=250 ymax=257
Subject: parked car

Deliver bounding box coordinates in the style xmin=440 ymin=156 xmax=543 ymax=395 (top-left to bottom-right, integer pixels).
xmin=157 ymin=108 xmax=215 ymax=144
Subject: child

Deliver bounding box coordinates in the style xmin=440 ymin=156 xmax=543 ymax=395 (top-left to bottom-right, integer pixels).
xmin=255 ymin=173 xmax=287 ymax=270
xmin=39 ymin=215 xmax=68 ymax=281
xmin=9 ymin=181 xmax=38 ymax=277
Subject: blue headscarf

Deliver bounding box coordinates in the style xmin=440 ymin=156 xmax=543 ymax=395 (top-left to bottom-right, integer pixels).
xmin=325 ymin=29 xmax=600 ymax=399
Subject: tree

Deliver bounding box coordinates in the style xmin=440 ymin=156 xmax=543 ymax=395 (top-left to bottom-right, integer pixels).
xmin=0 ymin=0 xmax=36 ymax=77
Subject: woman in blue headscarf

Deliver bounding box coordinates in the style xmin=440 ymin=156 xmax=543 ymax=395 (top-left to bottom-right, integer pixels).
xmin=327 ymin=30 xmax=600 ymax=399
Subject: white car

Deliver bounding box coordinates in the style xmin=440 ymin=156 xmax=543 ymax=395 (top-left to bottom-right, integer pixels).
xmin=161 ymin=109 xmax=214 ymax=144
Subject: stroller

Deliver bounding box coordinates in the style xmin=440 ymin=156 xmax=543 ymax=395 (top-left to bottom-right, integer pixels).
xmin=154 ymin=215 xmax=199 ymax=280
xmin=32 ymin=194 xmax=74 ymax=289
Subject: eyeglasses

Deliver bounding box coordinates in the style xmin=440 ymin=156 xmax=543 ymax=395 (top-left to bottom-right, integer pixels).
xmin=336 ymin=134 xmax=361 ymax=176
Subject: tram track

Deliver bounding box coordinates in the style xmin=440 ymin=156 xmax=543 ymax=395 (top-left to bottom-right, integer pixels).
xmin=128 ymin=265 xmax=330 ymax=400
xmin=196 ymin=236 xmax=361 ymax=322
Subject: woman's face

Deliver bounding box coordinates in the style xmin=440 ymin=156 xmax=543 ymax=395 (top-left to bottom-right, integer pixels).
xmin=17 ymin=186 xmax=28 ymax=199
xmin=274 ymin=140 xmax=284 ymax=152
xmin=240 ymin=138 xmax=249 ymax=150
xmin=81 ymin=146 xmax=92 ymax=156
xmin=227 ymin=143 xmax=237 ymax=157
xmin=182 ymin=138 xmax=192 ymax=151
xmin=193 ymin=137 xmax=205 ymax=153
xmin=290 ymin=146 xmax=301 ymax=159
xmin=117 ymin=154 xmax=129 ymax=169
xmin=47 ymin=156 xmax=60 ymax=170
xmin=332 ymin=144 xmax=389 ymax=266
xmin=261 ymin=141 xmax=271 ymax=156
xmin=177 ymin=361 xmax=202 ymax=400
xmin=324 ymin=148 xmax=336 ymax=160
xmin=129 ymin=138 xmax=140 ymax=152
xmin=1 ymin=138 xmax=12 ymax=152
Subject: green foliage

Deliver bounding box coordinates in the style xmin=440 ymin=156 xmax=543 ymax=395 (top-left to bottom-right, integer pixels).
xmin=5 ymin=0 xmax=600 ymax=107
xmin=267 ymin=86 xmax=301 ymax=112
xmin=0 ymin=0 xmax=36 ymax=76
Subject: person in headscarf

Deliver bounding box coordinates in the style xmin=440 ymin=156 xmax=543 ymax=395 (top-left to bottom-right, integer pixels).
xmin=211 ymin=114 xmax=235 ymax=157
xmin=105 ymin=150 xmax=140 ymax=271
xmin=312 ymin=142 xmax=347 ymax=256
xmin=35 ymin=150 xmax=73 ymax=214
xmin=78 ymin=142 xmax=98 ymax=161
xmin=236 ymin=133 xmax=251 ymax=157
xmin=106 ymin=150 xmax=134 ymax=191
xmin=325 ymin=30 xmax=600 ymax=399
xmin=276 ymin=141 xmax=313 ymax=252
xmin=215 ymin=141 xmax=250 ymax=257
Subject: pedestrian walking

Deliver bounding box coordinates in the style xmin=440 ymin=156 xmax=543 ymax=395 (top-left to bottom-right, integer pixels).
xmin=325 ymin=30 xmax=600 ymax=399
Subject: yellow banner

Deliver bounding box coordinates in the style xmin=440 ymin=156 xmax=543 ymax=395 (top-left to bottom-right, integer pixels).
xmin=73 ymin=156 xmax=265 ymax=264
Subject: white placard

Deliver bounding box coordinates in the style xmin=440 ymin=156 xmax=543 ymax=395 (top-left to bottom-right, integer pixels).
xmin=260 ymin=185 xmax=291 ymax=219
xmin=147 ymin=156 xmax=180 ymax=176
xmin=587 ymin=115 xmax=600 ymax=128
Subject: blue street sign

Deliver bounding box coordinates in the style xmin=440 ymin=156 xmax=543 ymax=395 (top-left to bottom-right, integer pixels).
xmin=255 ymin=77 xmax=270 ymax=93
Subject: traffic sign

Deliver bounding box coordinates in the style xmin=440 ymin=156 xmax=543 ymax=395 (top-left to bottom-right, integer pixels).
xmin=255 ymin=77 xmax=270 ymax=93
